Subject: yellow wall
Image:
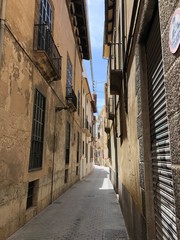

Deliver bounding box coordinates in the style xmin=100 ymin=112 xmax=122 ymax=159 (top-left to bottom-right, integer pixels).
xmin=0 ymin=0 xmax=86 ymax=238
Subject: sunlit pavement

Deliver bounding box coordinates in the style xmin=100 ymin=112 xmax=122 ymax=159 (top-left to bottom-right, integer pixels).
xmin=8 ymin=165 xmax=128 ymax=240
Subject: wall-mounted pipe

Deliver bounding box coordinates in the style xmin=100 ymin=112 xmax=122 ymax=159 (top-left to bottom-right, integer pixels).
xmin=0 ymin=0 xmax=7 ymax=66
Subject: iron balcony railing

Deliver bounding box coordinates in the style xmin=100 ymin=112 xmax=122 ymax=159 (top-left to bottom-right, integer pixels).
xmin=33 ymin=24 xmax=62 ymax=79
xmin=66 ymin=87 xmax=77 ymax=111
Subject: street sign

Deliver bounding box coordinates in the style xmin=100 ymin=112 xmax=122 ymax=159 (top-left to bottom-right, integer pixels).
xmin=169 ymin=8 xmax=180 ymax=54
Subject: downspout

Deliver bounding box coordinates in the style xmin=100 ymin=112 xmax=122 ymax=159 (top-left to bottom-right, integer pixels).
xmin=114 ymin=97 xmax=118 ymax=193
xmin=0 ymin=0 xmax=7 ymax=66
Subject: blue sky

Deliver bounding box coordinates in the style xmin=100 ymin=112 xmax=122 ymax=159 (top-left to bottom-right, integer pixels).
xmin=84 ymin=0 xmax=108 ymax=115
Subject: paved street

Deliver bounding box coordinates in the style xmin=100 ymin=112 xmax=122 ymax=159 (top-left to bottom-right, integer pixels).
xmin=8 ymin=166 xmax=128 ymax=240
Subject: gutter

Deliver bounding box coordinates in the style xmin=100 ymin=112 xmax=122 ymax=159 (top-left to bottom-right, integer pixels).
xmin=0 ymin=0 xmax=6 ymax=66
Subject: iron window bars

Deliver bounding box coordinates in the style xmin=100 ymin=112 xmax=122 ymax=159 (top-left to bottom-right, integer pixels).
xmin=29 ymin=90 xmax=46 ymax=170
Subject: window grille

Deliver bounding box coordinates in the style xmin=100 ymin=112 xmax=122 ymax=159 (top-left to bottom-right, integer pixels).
xmin=26 ymin=181 xmax=35 ymax=209
xmin=39 ymin=0 xmax=52 ymax=30
xmin=38 ymin=0 xmax=52 ymax=51
xmin=66 ymin=56 xmax=72 ymax=95
xmin=77 ymin=132 xmax=79 ymax=163
xmin=86 ymin=143 xmax=88 ymax=163
xmin=65 ymin=122 xmax=70 ymax=164
xmin=90 ymin=146 xmax=93 ymax=162
xmin=29 ymin=89 xmax=46 ymax=170
xmin=64 ymin=169 xmax=68 ymax=183
xmin=78 ymin=91 xmax=80 ymax=115
xmin=76 ymin=166 xmax=78 ymax=176
xmin=108 ymin=138 xmax=111 ymax=159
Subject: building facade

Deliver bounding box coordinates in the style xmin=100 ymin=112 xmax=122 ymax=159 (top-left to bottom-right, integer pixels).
xmin=0 ymin=0 xmax=96 ymax=239
xmin=104 ymin=0 xmax=180 ymax=239
xmin=80 ymin=71 xmax=96 ymax=179
xmin=96 ymin=106 xmax=109 ymax=167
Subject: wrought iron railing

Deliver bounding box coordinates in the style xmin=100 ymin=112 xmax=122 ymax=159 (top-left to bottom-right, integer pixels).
xmin=33 ymin=24 xmax=62 ymax=79
xmin=66 ymin=87 xmax=77 ymax=110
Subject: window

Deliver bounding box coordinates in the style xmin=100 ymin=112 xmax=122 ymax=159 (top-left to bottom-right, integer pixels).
xmin=65 ymin=122 xmax=70 ymax=164
xmin=66 ymin=56 xmax=72 ymax=95
xmin=29 ymin=89 xmax=46 ymax=170
xmin=76 ymin=166 xmax=78 ymax=176
xmin=90 ymin=146 xmax=93 ymax=162
xmin=83 ymin=108 xmax=85 ymax=127
xmin=26 ymin=181 xmax=35 ymax=209
xmin=78 ymin=91 xmax=80 ymax=115
xmin=83 ymin=141 xmax=84 ymax=155
xmin=77 ymin=132 xmax=79 ymax=163
xmin=108 ymin=138 xmax=111 ymax=159
xmin=38 ymin=0 xmax=53 ymax=50
xmin=86 ymin=143 xmax=88 ymax=163
xmin=64 ymin=169 xmax=68 ymax=183
xmin=39 ymin=0 xmax=52 ymax=29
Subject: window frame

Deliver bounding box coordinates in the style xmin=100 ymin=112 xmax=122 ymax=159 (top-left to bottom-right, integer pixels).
xmin=29 ymin=89 xmax=46 ymax=171
xmin=65 ymin=121 xmax=71 ymax=164
xmin=66 ymin=55 xmax=73 ymax=95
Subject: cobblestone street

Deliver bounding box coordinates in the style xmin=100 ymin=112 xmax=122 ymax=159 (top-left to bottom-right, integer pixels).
xmin=8 ymin=166 xmax=128 ymax=240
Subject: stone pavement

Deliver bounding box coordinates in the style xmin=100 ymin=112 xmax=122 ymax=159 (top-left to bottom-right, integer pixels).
xmin=8 ymin=166 xmax=128 ymax=240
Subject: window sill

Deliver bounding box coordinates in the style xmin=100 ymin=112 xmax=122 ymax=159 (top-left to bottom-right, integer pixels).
xmin=28 ymin=167 xmax=42 ymax=172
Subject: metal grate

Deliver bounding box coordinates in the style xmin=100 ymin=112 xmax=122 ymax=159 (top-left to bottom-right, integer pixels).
xmin=78 ymin=91 xmax=80 ymax=115
xmin=64 ymin=169 xmax=68 ymax=183
xmin=146 ymin=11 xmax=177 ymax=240
xmin=65 ymin=122 xmax=70 ymax=164
xmin=26 ymin=181 xmax=35 ymax=209
xmin=76 ymin=166 xmax=78 ymax=176
xmin=29 ymin=89 xmax=46 ymax=170
xmin=86 ymin=143 xmax=88 ymax=163
xmin=77 ymin=132 xmax=79 ymax=163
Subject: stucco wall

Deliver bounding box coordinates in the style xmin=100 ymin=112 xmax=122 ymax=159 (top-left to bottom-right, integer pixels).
xmin=0 ymin=1 xmax=86 ymax=239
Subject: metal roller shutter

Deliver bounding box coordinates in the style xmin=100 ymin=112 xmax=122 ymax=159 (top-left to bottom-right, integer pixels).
xmin=146 ymin=11 xmax=178 ymax=240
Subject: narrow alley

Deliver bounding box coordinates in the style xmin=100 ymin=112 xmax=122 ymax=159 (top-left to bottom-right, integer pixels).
xmin=8 ymin=166 xmax=128 ymax=240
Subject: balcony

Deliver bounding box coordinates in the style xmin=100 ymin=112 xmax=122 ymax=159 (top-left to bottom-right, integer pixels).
xmin=66 ymin=87 xmax=77 ymax=112
xmin=104 ymin=119 xmax=110 ymax=134
xmin=109 ymin=69 xmax=122 ymax=95
xmin=33 ymin=24 xmax=62 ymax=81
xmin=107 ymin=97 xmax=115 ymax=120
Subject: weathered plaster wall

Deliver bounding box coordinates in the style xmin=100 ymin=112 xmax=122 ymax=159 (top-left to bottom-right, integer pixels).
xmin=0 ymin=0 xmax=85 ymax=239
xmin=117 ymin=56 xmax=146 ymax=240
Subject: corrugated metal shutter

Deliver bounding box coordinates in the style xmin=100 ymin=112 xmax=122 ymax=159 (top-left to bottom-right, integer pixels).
xmin=146 ymin=11 xmax=177 ymax=240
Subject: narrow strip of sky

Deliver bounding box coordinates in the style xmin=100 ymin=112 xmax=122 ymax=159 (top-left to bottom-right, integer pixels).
xmin=84 ymin=0 xmax=108 ymax=114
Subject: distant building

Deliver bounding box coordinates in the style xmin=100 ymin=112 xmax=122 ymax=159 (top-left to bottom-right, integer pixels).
xmin=80 ymin=70 xmax=97 ymax=179
xmin=104 ymin=0 xmax=180 ymax=239
xmin=96 ymin=106 xmax=109 ymax=167
xmin=0 ymin=0 xmax=96 ymax=239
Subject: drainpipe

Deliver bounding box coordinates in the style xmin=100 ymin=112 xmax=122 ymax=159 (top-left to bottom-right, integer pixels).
xmin=0 ymin=0 xmax=6 ymax=66
xmin=114 ymin=97 xmax=118 ymax=193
